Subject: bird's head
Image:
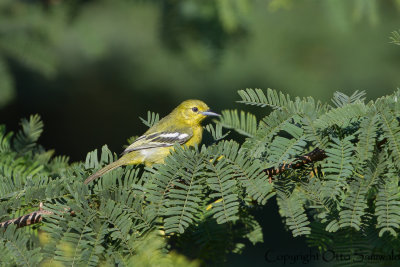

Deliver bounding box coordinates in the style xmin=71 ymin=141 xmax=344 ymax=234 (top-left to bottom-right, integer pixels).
xmin=174 ymin=99 xmax=220 ymax=125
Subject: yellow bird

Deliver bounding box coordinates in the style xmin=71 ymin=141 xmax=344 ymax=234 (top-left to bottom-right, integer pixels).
xmin=84 ymin=99 xmax=220 ymax=184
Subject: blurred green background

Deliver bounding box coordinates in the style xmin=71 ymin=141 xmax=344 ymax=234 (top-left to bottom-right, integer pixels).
xmin=0 ymin=0 xmax=399 ymax=265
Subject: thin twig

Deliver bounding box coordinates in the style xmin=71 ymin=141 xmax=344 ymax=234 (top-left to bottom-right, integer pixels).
xmin=264 ymin=138 xmax=388 ymax=181
xmin=0 ymin=204 xmax=74 ymax=229
xmin=264 ymin=147 xmax=327 ymax=180
xmin=0 ymin=209 xmax=53 ymax=228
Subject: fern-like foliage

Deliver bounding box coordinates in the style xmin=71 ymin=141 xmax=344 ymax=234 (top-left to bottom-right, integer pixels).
xmin=355 ymin=111 xmax=379 ymax=164
xmin=390 ymin=29 xmax=400 ymax=45
xmin=376 ymin=101 xmax=400 ymax=169
xmin=331 ymin=90 xmax=366 ymax=107
xmin=218 ymin=110 xmax=257 ymax=137
xmin=338 ymin=154 xmax=383 ymax=232
xmin=205 ymin=154 xmax=239 ymax=224
xmin=2 ymin=89 xmax=400 ymax=266
xmin=375 ymin=169 xmax=400 ymax=237
xmin=13 ymin=114 xmax=44 ymax=153
xmin=267 ymin=123 xmax=307 ymax=168
xmin=221 ymin=88 xmax=400 ymax=265
xmin=241 ymin=108 xmax=294 ymax=157
xmin=0 ymin=225 xmax=42 ymax=266
xmin=277 ymin=190 xmax=311 ymax=237
xmin=237 ymin=88 xmax=292 ymax=109
xmin=162 ymin=146 xmax=206 ymax=234
xmin=140 ymin=111 xmax=160 ymax=128
xmin=321 ymin=136 xmax=355 ymax=202
xmin=204 ymin=123 xmax=230 ymax=142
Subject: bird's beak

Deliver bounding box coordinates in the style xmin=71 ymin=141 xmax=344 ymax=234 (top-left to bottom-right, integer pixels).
xmin=201 ymin=110 xmax=220 ymax=117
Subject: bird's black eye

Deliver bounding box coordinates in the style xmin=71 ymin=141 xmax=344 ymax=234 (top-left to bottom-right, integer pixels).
xmin=192 ymin=107 xmax=198 ymax=112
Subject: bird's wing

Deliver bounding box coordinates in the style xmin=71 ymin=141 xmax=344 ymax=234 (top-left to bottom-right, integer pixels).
xmin=122 ymin=130 xmax=193 ymax=155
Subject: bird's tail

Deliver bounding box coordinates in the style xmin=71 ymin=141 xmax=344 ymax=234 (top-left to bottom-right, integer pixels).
xmin=84 ymin=160 xmax=124 ymax=184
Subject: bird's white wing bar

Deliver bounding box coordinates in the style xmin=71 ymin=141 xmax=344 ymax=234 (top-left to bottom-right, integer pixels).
xmin=178 ymin=133 xmax=189 ymax=139
xmin=158 ymin=132 xmax=179 ymax=138
xmin=121 ymin=131 xmax=192 ymax=155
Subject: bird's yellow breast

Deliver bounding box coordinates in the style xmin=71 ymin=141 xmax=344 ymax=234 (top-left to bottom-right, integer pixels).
xmin=185 ymin=125 xmax=203 ymax=147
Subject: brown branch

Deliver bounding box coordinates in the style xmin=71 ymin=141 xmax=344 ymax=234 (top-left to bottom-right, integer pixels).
xmin=264 ymin=147 xmax=327 ymax=181
xmin=264 ymin=138 xmax=388 ymax=181
xmin=0 ymin=203 xmax=74 ymax=229
xmin=0 ymin=209 xmax=52 ymax=229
